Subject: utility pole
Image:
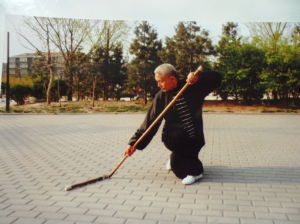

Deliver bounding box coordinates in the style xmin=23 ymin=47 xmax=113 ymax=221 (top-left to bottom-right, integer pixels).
xmin=5 ymin=32 xmax=10 ymax=112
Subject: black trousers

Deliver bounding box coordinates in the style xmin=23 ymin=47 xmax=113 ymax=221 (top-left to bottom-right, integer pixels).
xmin=164 ymin=141 xmax=204 ymax=179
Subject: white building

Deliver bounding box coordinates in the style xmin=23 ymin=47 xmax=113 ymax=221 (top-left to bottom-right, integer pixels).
xmin=5 ymin=52 xmax=64 ymax=76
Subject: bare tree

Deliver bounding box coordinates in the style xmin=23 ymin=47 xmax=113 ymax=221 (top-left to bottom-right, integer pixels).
xmin=19 ymin=16 xmax=56 ymax=105
xmin=247 ymin=22 xmax=291 ymax=50
xmin=46 ymin=17 xmax=92 ymax=101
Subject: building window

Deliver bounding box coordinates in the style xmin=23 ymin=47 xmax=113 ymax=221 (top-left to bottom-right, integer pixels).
xmin=20 ymin=57 xmax=27 ymax=62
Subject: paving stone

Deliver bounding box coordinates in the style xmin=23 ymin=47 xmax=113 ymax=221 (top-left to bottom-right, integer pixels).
xmin=125 ymin=219 xmax=156 ymax=224
xmin=269 ymin=207 xmax=300 ymax=214
xmin=158 ymin=221 xmax=190 ymax=224
xmin=241 ymin=218 xmax=273 ymax=224
xmin=1 ymin=114 xmax=300 ymax=224
xmin=209 ymin=204 xmax=238 ymax=211
xmin=114 ymin=210 xmax=145 ymax=219
xmin=287 ymin=214 xmax=300 ymax=221
xmin=11 ymin=218 xmax=46 ymax=224
xmin=0 ymin=217 xmax=18 ymax=224
xmin=54 ymin=201 xmax=81 ymax=207
xmin=151 ymin=201 xmax=179 ymax=208
xmin=255 ymin=212 xmax=287 ymax=220
xmin=58 ymin=207 xmax=88 ymax=215
xmin=239 ymin=205 xmax=269 ymax=212
xmin=44 ymin=221 xmax=74 ymax=224
xmin=133 ymin=206 xmax=163 ymax=213
xmin=86 ymin=208 xmax=116 ymax=216
xmin=192 ymin=209 xmax=222 ymax=217
xmin=94 ymin=216 xmax=126 ymax=224
xmin=65 ymin=214 xmax=97 ymax=222
xmin=162 ymin=207 xmax=192 ymax=215
xmin=106 ymin=204 xmax=134 ymax=212
xmin=9 ymin=211 xmax=40 ymax=218
xmin=78 ymin=202 xmax=107 ymax=209
xmin=37 ymin=212 xmax=67 ymax=220
xmin=274 ymin=221 xmax=300 ymax=224
xmin=175 ymin=214 xmax=206 ymax=223
xmin=145 ymin=213 xmax=175 ymax=222
xmin=223 ymin=211 xmax=254 ymax=218
xmin=207 ymin=216 xmax=239 ymax=224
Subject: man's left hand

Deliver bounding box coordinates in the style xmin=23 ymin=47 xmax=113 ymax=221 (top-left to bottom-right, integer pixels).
xmin=186 ymin=72 xmax=200 ymax=85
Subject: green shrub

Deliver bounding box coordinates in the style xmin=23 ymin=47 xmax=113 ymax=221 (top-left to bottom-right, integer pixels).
xmin=10 ymin=84 xmax=32 ymax=105
xmin=1 ymin=82 xmax=5 ymax=95
xmin=32 ymin=83 xmax=45 ymax=99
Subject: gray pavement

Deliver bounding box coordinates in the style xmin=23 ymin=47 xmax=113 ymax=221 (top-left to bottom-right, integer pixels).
xmin=0 ymin=113 xmax=300 ymax=224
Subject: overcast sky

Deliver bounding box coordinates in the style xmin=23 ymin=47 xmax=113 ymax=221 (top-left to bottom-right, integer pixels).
xmin=0 ymin=0 xmax=299 ymax=68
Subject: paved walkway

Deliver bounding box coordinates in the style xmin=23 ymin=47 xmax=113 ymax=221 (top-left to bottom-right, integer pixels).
xmin=0 ymin=114 xmax=300 ymax=224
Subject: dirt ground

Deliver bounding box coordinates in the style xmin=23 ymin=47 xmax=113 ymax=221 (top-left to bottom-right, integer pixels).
xmin=203 ymin=101 xmax=300 ymax=113
xmin=1 ymin=100 xmax=299 ymax=114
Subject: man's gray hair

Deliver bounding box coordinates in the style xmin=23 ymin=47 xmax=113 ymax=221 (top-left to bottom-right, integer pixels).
xmin=154 ymin=63 xmax=177 ymax=78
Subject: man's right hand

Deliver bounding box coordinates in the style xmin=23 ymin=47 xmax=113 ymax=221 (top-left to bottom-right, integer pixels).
xmin=124 ymin=145 xmax=136 ymax=156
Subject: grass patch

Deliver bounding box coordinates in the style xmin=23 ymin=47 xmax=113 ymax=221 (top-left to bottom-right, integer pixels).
xmin=58 ymin=108 xmax=66 ymax=112
xmin=106 ymin=105 xmax=147 ymax=112
xmin=288 ymin=110 xmax=298 ymax=113
xmin=203 ymin=110 xmax=216 ymax=112
xmin=261 ymin=109 xmax=283 ymax=113
xmin=106 ymin=106 xmax=119 ymax=112
xmin=12 ymin=109 xmax=24 ymax=113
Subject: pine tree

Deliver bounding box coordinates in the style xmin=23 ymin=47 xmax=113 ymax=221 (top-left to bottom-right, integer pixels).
xmin=160 ymin=21 xmax=214 ymax=78
xmin=129 ymin=21 xmax=162 ymax=104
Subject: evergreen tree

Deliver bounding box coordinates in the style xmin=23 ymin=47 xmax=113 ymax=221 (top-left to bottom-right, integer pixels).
xmin=215 ymin=22 xmax=242 ymax=100
xmin=129 ymin=21 xmax=162 ymax=104
xmin=90 ymin=42 xmax=126 ymax=103
xmin=73 ymin=50 xmax=90 ymax=101
xmin=160 ymin=21 xmax=214 ymax=77
xmin=109 ymin=44 xmax=127 ymax=100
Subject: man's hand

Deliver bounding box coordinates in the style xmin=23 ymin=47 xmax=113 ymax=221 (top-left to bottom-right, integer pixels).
xmin=124 ymin=145 xmax=136 ymax=156
xmin=186 ymin=72 xmax=200 ymax=85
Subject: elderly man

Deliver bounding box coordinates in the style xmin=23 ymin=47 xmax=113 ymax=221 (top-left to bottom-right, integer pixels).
xmin=124 ymin=63 xmax=222 ymax=185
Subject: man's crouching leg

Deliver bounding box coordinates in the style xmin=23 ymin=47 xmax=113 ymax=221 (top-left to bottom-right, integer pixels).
xmin=170 ymin=150 xmax=203 ymax=185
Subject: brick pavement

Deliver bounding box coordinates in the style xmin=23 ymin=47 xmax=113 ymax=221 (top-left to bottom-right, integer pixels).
xmin=0 ymin=113 xmax=299 ymax=224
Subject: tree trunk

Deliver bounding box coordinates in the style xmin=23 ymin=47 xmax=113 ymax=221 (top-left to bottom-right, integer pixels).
xmin=143 ymin=74 xmax=147 ymax=104
xmin=46 ymin=25 xmax=53 ymax=105
xmin=272 ymin=90 xmax=278 ymax=102
xmin=92 ymin=76 xmax=96 ymax=107
xmin=58 ymin=77 xmax=61 ymax=107
xmin=77 ymin=77 xmax=80 ymax=101
xmin=46 ymin=67 xmax=53 ymax=105
xmin=67 ymin=73 xmax=73 ymax=101
xmin=143 ymin=89 xmax=147 ymax=104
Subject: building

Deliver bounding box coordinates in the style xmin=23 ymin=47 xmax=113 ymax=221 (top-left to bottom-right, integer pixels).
xmin=5 ymin=52 xmax=65 ymax=77
xmin=2 ymin=63 xmax=7 ymax=74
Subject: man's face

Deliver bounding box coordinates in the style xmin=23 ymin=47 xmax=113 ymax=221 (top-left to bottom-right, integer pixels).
xmin=155 ymin=73 xmax=177 ymax=92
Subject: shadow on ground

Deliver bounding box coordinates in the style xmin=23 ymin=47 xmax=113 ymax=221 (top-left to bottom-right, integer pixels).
xmin=201 ymin=165 xmax=300 ymax=184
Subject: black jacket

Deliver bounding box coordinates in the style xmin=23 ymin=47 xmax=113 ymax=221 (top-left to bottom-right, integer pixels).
xmin=128 ymin=71 xmax=222 ymax=150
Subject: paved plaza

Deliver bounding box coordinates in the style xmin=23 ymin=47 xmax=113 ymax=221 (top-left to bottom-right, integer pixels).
xmin=0 ymin=113 xmax=300 ymax=224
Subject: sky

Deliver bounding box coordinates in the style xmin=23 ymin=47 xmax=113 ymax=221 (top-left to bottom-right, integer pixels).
xmin=0 ymin=0 xmax=300 ymax=81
